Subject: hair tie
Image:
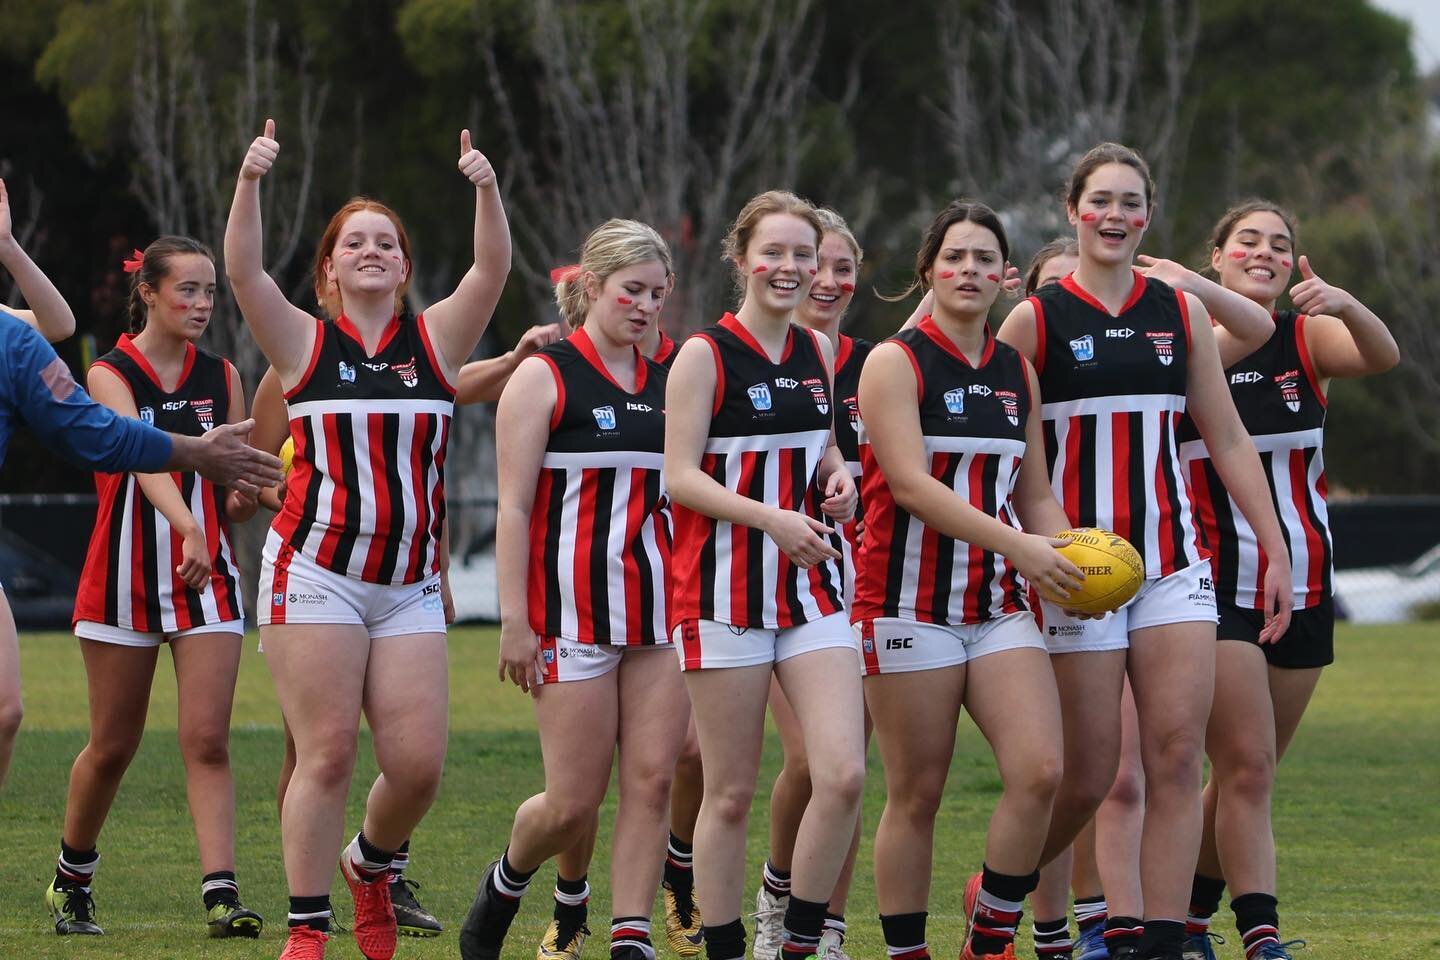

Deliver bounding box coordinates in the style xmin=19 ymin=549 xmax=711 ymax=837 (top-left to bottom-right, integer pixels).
xmin=549 ymin=264 xmax=581 ymax=285
xmin=122 ymin=249 xmax=145 ymax=274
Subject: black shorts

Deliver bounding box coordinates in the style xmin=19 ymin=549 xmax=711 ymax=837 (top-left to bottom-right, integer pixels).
xmin=1215 ymin=595 xmax=1334 ymax=669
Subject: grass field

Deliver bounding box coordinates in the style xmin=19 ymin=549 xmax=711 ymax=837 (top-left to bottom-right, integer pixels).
xmin=1 ymin=624 xmax=1435 ymax=959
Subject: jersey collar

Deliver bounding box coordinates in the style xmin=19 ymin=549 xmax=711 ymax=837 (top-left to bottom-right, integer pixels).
xmin=570 ymin=326 xmax=648 ymax=394
xmin=720 ymin=312 xmax=794 ymax=364
xmin=117 ymin=333 xmax=197 ymax=392
xmin=1060 ymin=269 xmax=1147 ymax=317
xmin=335 ymin=313 xmax=401 ymax=358
xmin=917 ymin=315 xmax=994 ymax=368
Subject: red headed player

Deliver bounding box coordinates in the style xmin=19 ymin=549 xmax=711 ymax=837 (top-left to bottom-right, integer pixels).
xmin=1175 ymin=202 xmax=1397 ymax=960
xmin=226 ymin=119 xmax=510 ymax=960
xmin=53 ymin=236 xmax=262 ymax=940
xmin=998 ymin=143 xmax=1293 ymax=960
xmin=664 ymin=190 xmax=863 ymax=960
xmin=458 ymin=220 xmax=682 ymax=960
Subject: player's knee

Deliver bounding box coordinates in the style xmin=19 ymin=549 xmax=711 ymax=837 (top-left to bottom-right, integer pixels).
xmin=809 ymin=755 xmax=865 ymax=810
xmin=1146 ymin=725 xmax=1206 ymax=788
xmin=549 ymin=795 xmax=601 ymax=836
xmin=302 ymin=739 xmax=359 ymax=790
xmin=890 ymin=768 xmax=947 ymax=820
xmin=0 ymin=697 xmax=22 ymax=740
xmin=1105 ymin=759 xmax=1145 ymax=810
xmin=706 ymin=781 xmax=758 ymax=827
xmin=179 ymin=726 xmax=231 ymax=769
xmin=1009 ymin=750 xmax=1064 ymax=804
xmin=84 ymin=733 xmax=143 ymax=779
xmin=1216 ymin=744 xmax=1275 ymax=805
xmin=675 ymin=737 xmax=704 ymax=781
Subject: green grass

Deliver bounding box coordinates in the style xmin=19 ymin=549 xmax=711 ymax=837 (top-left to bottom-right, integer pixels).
xmin=2 ymin=624 xmax=1436 ymax=958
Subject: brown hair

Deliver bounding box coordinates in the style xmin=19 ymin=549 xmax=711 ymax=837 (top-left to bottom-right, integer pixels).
xmin=553 ymin=219 xmax=674 ymax=331
xmin=1065 ymin=142 xmax=1156 ymax=211
xmin=1207 ymin=199 xmax=1298 ymax=254
xmin=885 ymin=198 xmax=1009 ymax=302
xmin=312 ymin=197 xmax=414 ymax=319
xmin=1024 ymin=237 xmax=1080 ymax=296
xmin=721 ymin=190 xmax=824 ymax=298
xmin=126 ymin=236 xmax=214 ymax=333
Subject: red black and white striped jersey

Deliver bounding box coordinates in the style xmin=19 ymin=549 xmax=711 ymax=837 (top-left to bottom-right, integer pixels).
xmin=652 ymin=331 xmax=678 ymax=370
xmin=1180 ymin=311 xmax=1330 ymax=608
xmin=1030 ymin=271 xmax=1207 ymax=579
xmin=851 ymin=318 xmax=1030 ymax=625
xmin=670 ymin=314 xmax=844 ymax=630
xmin=527 ymin=328 xmax=671 ymax=645
xmin=270 ymin=313 xmax=453 ymax=585
xmin=73 ymin=336 xmax=243 ymax=631
xmin=833 ymin=334 xmax=874 ymax=604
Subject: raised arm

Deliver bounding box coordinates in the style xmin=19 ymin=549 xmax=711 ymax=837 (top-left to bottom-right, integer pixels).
xmin=1184 ymin=293 xmax=1292 ymax=639
xmin=224 ymin=119 xmax=317 ymax=384
xmin=859 ymin=344 xmax=1081 ymax=600
xmin=1137 ymin=255 xmax=1274 ymax=366
xmin=492 ymin=356 xmax=557 ymax=693
xmin=0 ymin=179 xmax=76 ymax=343
xmin=418 ymin=130 xmax=513 ymax=383
xmin=1290 ymin=256 xmax=1400 ymax=383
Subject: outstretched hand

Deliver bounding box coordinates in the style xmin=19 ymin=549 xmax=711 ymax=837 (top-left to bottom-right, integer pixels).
xmin=457 ymin=130 xmax=496 ymax=189
xmin=240 ymin=119 xmax=279 ymax=181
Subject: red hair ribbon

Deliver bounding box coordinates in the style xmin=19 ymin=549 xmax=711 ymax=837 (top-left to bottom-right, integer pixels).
xmin=122 ymin=249 xmax=145 ymax=273
xmin=549 ymin=264 xmax=582 ymax=285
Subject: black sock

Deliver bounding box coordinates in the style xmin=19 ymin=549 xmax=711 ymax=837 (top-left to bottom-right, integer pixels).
xmin=1137 ymin=918 xmax=1184 ymax=959
xmin=56 ymin=841 xmax=99 ymax=888
xmin=1033 ymin=917 xmax=1073 ymax=958
xmin=702 ymin=918 xmax=746 ymax=960
xmin=968 ymin=864 xmax=1038 ymax=954
xmin=202 ymin=870 xmax=239 ymax=910
xmin=761 ymin=859 xmax=791 ymax=898
xmin=288 ymin=894 xmax=332 ymax=932
xmin=554 ymin=873 xmax=590 ymax=921
xmin=389 ymin=839 xmax=412 ymax=879
xmin=880 ymin=911 xmax=929 ymax=959
xmin=1186 ymin=873 xmax=1225 ymax=938
xmin=1074 ymin=895 xmax=1107 ymax=934
xmin=1104 ymin=915 xmax=1144 ymax=956
xmin=779 ymin=895 xmax=826 ymax=958
xmin=1231 ymin=893 xmax=1280 ymax=958
xmin=493 ymin=849 xmax=538 ymax=899
xmin=665 ymin=833 xmax=695 ymax=893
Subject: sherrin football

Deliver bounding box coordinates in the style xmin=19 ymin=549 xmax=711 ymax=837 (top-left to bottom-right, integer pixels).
xmin=279 ymin=436 xmax=295 ymax=477
xmin=1042 ymin=527 xmax=1145 ymax=614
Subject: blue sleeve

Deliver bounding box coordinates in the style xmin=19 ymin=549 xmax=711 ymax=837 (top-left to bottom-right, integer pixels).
xmin=1 ymin=319 xmax=173 ymax=473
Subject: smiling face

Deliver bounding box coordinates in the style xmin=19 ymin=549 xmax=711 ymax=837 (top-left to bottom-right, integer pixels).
xmin=738 ymin=213 xmax=819 ymax=314
xmin=142 ymin=253 xmax=216 ymax=341
xmin=796 ymin=231 xmax=858 ymax=329
xmin=324 ymin=209 xmax=410 ymax=307
xmin=927 ymin=220 xmax=1004 ymax=319
xmin=1069 ymin=162 xmax=1151 ymax=267
xmin=584 ymin=259 xmax=671 ymax=347
xmin=1211 ymin=209 xmax=1294 ymax=307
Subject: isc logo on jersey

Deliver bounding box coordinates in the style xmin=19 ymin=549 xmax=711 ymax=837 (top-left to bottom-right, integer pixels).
xmin=162 ymin=400 xmax=187 ymax=411
xmin=1231 ymin=371 xmax=1264 ymax=384
xmin=592 ymin=405 xmax=618 ymax=430
xmin=1106 ymin=327 xmax=1135 ymax=338
xmin=747 ymin=383 xmax=773 ymax=410
xmin=1069 ymin=335 xmax=1095 ymax=361
xmin=944 ymin=388 xmax=966 ymax=415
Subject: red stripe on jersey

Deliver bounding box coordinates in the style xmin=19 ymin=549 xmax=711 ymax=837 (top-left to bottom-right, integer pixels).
xmin=539 ymin=636 xmax=559 ymax=684
xmin=269 ymin=545 xmax=293 ymax=623
xmin=571 ymin=470 xmax=599 ymax=637
xmin=699 ymin=335 xmax=724 ymax=416
xmin=680 ymin=619 xmax=703 ymax=671
xmin=909 ymin=454 xmax=948 ymax=617
xmin=1289 ymin=449 xmax=1327 ymax=597
xmin=1293 ymin=314 xmax=1327 ymax=408
xmin=527 ymin=469 xmax=556 ymax=632
xmin=1175 ymin=286 xmax=1193 ymax=349
xmin=1061 ymin=421 xmax=1082 ymax=520
xmin=1187 ymin=459 xmax=1223 ymax=572
xmin=773 ymin=447 xmax=796 ymax=619
xmin=284 ymin=319 xmax=326 ymax=400
xmin=895 ymin=340 xmax=925 ymax=401
xmin=1153 ymin=416 xmax=1178 ymax=572
xmin=1029 ymin=297 xmax=1047 ymax=374
xmin=404 ymin=416 xmax=429 ymax=579
xmin=730 ymin=452 xmax=759 ymax=620
xmin=539 ymin=354 xmax=566 ymax=431
xmin=314 ymin=413 xmax=349 ymax=570
xmin=622 ymin=467 xmax=648 ymax=643
xmin=961 ymin=454 xmax=988 ymax=621
xmin=361 ymin=412 xmax=394 ymax=582
xmin=416 ymin=313 xmax=457 ymax=394
xmin=1111 ymin=412 xmax=1131 ymax=538
xmin=168 ymin=482 xmax=193 ymax=631
xmin=129 ymin=489 xmax=147 ymax=629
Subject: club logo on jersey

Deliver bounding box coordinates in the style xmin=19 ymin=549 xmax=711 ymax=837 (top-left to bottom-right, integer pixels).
xmin=393 ymin=358 xmax=419 ymax=389
xmin=138 ymin=406 xmax=155 ymax=424
xmin=747 ymin=383 xmax=773 ymax=410
xmin=338 ymin=361 xmax=357 ymax=384
xmin=189 ymin=399 xmax=215 ymax=432
xmin=804 ymin=377 xmax=829 ymax=414
xmin=944 ymin=388 xmax=966 ymax=415
xmin=1069 ymin=335 xmax=1095 ymax=361
xmin=592 ymin=405 xmax=617 ymax=430
xmin=997 ymin=389 xmax=1021 ymax=426
xmin=272 ymin=591 xmax=285 ymax=607
xmin=1278 ymin=378 xmax=1301 ymax=412
xmin=844 ymin=396 xmax=861 ymax=431
xmin=1146 ymin=331 xmax=1175 ymax=366
xmin=862 ymin=635 xmax=875 ymax=654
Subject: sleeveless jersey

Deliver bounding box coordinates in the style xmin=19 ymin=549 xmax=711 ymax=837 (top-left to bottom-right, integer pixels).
xmin=271 ymin=313 xmax=453 ymax=584
xmin=852 ymin=319 xmax=1030 ymax=625
xmin=1030 ymin=271 xmax=1206 ymax=579
xmin=670 ymin=314 xmax=844 ymax=629
xmin=73 ymin=336 xmax=244 ymax=631
xmin=1179 ymin=311 xmax=1330 ymax=609
xmin=527 ymin=328 xmax=671 ymax=645
xmin=833 ymin=334 xmax=874 ymax=604
xmin=652 ymin=331 xmax=678 ymax=370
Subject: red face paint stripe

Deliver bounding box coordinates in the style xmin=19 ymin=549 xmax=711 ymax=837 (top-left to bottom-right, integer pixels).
xmin=986 ymin=274 xmax=1001 ymax=282
xmin=616 ymin=296 xmax=634 ymax=305
xmin=1132 ymin=217 xmax=1147 ymax=228
xmin=937 ymin=270 xmax=955 ymax=279
xmin=752 ymin=264 xmax=768 ymax=274
xmin=1080 ymin=213 xmax=1099 ymax=222
xmin=839 ymin=282 xmax=855 ymax=293
xmin=1229 ymin=250 xmax=1248 ymax=260
xmin=1280 ymin=259 xmax=1292 ymax=269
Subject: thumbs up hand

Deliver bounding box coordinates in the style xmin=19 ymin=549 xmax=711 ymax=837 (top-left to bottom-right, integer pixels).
xmin=457 ymin=129 xmax=495 ymax=189
xmin=1288 ymin=255 xmax=1354 ymax=317
xmin=240 ymin=119 xmax=279 ymax=181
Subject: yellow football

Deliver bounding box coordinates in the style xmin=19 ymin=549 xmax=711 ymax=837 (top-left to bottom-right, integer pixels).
xmin=279 ymin=436 xmax=295 ymax=477
xmin=1042 ymin=528 xmax=1145 ymax=614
